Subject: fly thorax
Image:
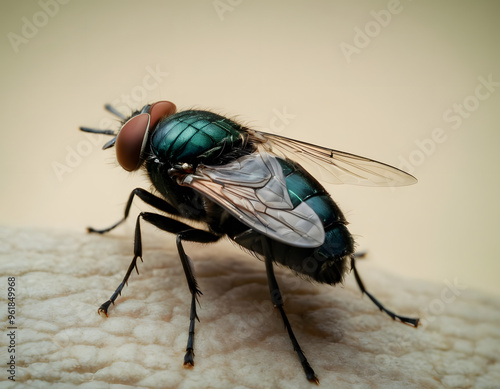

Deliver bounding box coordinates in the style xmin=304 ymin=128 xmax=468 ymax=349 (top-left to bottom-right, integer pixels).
xmin=150 ymin=110 xmax=246 ymax=165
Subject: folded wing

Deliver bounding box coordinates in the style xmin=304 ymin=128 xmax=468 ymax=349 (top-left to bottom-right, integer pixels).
xmin=254 ymin=131 xmax=417 ymax=187
xmin=180 ymin=152 xmax=325 ymax=248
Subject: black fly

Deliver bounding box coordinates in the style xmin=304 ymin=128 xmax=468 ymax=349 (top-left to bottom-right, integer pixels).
xmin=80 ymin=101 xmax=419 ymax=384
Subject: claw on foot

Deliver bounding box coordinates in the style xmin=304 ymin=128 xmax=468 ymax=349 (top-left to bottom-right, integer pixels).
xmin=183 ymin=349 xmax=195 ymax=368
xmin=97 ymin=300 xmax=113 ymax=317
xmin=308 ymin=375 xmax=320 ymax=385
xmin=305 ymin=365 xmax=319 ymax=385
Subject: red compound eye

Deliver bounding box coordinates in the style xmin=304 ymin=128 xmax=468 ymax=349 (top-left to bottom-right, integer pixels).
xmin=115 ymin=113 xmax=150 ymax=171
xmin=149 ymin=101 xmax=177 ymax=129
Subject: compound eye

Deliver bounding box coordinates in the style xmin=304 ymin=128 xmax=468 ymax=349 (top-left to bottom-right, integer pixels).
xmin=115 ymin=113 xmax=150 ymax=171
xmin=149 ymin=101 xmax=177 ymax=130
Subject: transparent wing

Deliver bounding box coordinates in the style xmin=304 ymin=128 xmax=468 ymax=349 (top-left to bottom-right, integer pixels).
xmin=180 ymin=152 xmax=325 ymax=248
xmin=252 ymin=131 xmax=417 ymax=187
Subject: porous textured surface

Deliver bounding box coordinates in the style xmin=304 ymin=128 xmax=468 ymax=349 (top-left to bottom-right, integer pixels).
xmin=1 ymin=226 xmax=499 ymax=389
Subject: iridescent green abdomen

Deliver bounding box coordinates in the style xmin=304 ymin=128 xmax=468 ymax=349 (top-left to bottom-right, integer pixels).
xmin=277 ymin=158 xmax=353 ymax=259
xmin=151 ymin=110 xmax=244 ymax=164
xmin=233 ymin=157 xmax=354 ymax=285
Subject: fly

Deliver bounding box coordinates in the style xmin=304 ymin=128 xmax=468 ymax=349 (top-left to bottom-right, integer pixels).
xmin=80 ymin=101 xmax=419 ymax=384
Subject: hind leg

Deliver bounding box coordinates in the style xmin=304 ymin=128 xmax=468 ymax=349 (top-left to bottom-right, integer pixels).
xmin=351 ymin=254 xmax=419 ymax=327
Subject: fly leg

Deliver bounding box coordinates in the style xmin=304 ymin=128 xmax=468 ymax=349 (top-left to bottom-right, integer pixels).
xmin=262 ymin=238 xmax=319 ymax=385
xmin=87 ymin=188 xmax=180 ymax=234
xmin=102 ymin=211 xmax=220 ymax=367
xmin=172 ymin=229 xmax=221 ymax=367
xmin=141 ymin=214 xmax=221 ymax=366
xmin=97 ymin=214 xmax=145 ymax=316
xmin=351 ymin=254 xmax=419 ymax=327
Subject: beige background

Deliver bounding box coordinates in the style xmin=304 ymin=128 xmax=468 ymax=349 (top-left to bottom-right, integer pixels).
xmin=1 ymin=0 xmax=499 ymax=298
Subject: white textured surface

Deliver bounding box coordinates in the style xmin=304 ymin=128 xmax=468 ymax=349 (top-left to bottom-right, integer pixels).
xmin=1 ymin=226 xmax=499 ymax=389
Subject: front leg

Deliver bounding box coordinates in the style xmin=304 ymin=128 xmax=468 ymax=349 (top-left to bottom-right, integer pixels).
xmin=88 ymin=188 xmax=180 ymax=234
xmin=97 ymin=214 xmax=145 ymax=316
xmin=98 ymin=210 xmax=221 ymax=368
